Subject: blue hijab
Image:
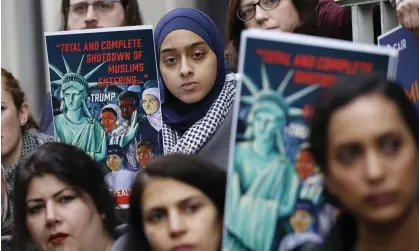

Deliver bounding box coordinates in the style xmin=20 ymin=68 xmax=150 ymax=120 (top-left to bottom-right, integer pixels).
xmin=154 ymin=8 xmax=226 ymax=134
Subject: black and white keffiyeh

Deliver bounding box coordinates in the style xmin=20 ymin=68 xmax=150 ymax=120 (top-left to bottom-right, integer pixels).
xmin=163 ymin=74 xmax=237 ymax=155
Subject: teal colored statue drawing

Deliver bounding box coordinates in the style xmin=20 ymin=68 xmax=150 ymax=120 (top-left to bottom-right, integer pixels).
xmin=49 ymin=55 xmax=138 ymax=162
xmin=224 ymin=65 xmax=319 ymax=251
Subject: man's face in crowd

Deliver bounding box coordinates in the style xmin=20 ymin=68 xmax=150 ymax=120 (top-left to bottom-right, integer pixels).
xmin=67 ymin=0 xmax=125 ymax=30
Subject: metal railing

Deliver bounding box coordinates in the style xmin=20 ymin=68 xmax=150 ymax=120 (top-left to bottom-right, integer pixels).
xmin=336 ymin=0 xmax=399 ymax=43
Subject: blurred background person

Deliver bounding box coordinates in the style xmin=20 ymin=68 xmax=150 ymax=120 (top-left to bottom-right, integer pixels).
xmin=225 ymin=0 xmax=320 ymax=72
xmin=309 ymin=74 xmax=419 ymax=251
xmin=115 ymin=154 xmax=226 ymax=251
xmin=12 ymin=142 xmax=124 ymax=251
xmin=61 ymin=0 xmax=143 ymax=30
xmin=155 ymin=8 xmax=237 ymax=168
xmin=1 ymin=68 xmax=55 ymax=240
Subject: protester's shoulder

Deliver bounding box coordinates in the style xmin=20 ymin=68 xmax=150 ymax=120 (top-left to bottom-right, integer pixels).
xmin=35 ymin=132 xmax=57 ymax=145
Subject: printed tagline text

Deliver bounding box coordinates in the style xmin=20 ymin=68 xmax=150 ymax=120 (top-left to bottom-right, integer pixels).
xmin=56 ymin=39 xmax=149 ymax=87
xmin=255 ymin=48 xmax=374 ymax=87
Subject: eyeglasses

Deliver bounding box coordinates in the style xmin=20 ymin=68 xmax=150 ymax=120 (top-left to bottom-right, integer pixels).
xmin=236 ymin=0 xmax=280 ymax=22
xmin=69 ymin=0 xmax=121 ymax=17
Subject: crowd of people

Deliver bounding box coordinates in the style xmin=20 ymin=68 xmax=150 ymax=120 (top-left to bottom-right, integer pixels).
xmin=1 ymin=0 xmax=419 ymax=250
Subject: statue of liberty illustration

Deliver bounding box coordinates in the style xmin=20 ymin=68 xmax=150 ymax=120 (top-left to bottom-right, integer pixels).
xmin=225 ymin=64 xmax=320 ymax=251
xmin=49 ymin=54 xmax=138 ymax=162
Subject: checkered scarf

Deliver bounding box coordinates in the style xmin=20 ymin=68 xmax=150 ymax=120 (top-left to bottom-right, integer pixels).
xmin=163 ymin=74 xmax=236 ymax=155
xmin=2 ymin=132 xmax=55 ymax=236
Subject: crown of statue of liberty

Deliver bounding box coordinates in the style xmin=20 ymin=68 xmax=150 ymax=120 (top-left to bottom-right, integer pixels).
xmin=49 ymin=54 xmax=106 ymax=89
xmin=242 ymin=64 xmax=319 ymax=117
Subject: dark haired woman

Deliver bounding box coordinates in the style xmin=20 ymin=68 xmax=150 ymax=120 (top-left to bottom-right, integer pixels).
xmin=309 ymin=74 xmax=419 ymax=251
xmin=12 ymin=142 xmax=122 ymax=251
xmin=118 ymin=154 xmax=227 ymax=251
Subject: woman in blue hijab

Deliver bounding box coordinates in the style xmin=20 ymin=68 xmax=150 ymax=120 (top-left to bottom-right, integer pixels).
xmin=154 ymin=8 xmax=237 ymax=169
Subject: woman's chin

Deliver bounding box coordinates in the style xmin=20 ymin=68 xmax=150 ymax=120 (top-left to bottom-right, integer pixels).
xmin=361 ymin=206 xmax=408 ymax=225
